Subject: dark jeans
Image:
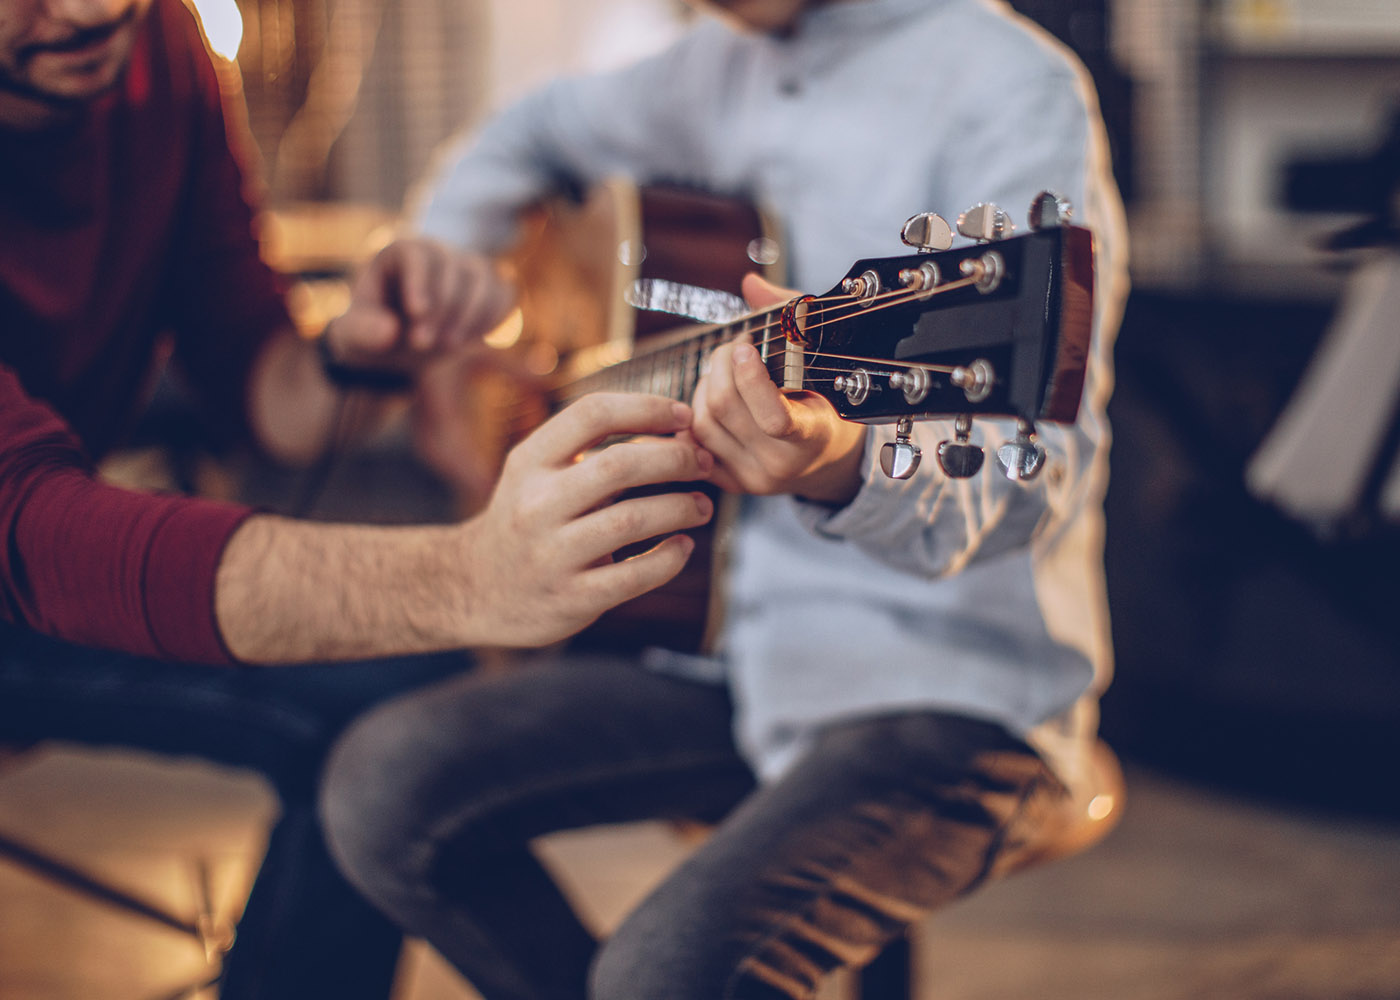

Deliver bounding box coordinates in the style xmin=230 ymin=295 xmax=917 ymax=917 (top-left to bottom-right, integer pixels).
xmin=320 ymin=655 xmax=1066 ymax=1000
xmin=0 ymin=623 xmax=470 ymax=1000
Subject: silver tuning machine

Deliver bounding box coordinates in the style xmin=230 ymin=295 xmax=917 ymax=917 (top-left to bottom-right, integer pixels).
xmin=899 ymin=213 xmax=954 ymax=253
xmin=956 ymin=203 xmax=1014 ymax=243
xmin=841 ymin=269 xmax=882 ymax=306
xmin=950 ymin=358 xmax=993 ymax=403
xmin=833 ymin=369 xmax=872 ymax=407
xmin=995 ymin=419 xmax=1047 ymax=482
xmin=898 ymin=261 xmax=941 ymax=298
xmin=880 ymin=417 xmax=922 ymax=480
xmin=1028 ymin=190 xmax=1074 ymax=231
xmin=959 ymin=252 xmax=1005 ymax=294
xmin=936 ymin=413 xmax=984 ymax=479
xmin=888 ymin=366 xmax=929 ymax=405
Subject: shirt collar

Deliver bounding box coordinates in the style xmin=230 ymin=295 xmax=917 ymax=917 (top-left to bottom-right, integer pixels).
xmin=799 ymin=0 xmax=954 ymax=36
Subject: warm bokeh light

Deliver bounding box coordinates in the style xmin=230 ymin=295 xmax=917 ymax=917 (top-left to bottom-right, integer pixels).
xmin=186 ymin=0 xmax=243 ymax=61
xmin=1087 ymin=793 xmax=1116 ymax=823
xmin=483 ymin=308 xmax=525 ymax=350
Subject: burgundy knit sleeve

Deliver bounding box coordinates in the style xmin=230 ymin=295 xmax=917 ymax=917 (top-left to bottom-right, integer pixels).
xmin=0 ymin=365 xmax=254 ymax=663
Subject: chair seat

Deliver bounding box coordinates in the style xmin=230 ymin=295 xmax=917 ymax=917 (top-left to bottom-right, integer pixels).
xmin=997 ymin=738 xmax=1125 ymax=880
xmin=0 ymin=742 xmax=233 ymax=996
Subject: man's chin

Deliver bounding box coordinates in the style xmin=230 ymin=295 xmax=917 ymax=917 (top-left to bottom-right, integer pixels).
xmin=0 ymin=66 xmax=124 ymax=125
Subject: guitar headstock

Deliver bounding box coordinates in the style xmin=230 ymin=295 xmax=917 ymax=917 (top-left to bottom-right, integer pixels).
xmin=762 ymin=193 xmax=1094 ymax=481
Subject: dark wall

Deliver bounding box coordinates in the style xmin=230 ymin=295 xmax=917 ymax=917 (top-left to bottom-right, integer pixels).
xmin=1007 ymin=0 xmax=1135 ymax=203
xmin=1101 ymin=291 xmax=1400 ymax=817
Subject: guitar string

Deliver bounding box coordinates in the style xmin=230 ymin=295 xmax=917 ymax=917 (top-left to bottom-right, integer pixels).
xmin=497 ymin=359 xmax=964 ymax=425
xmin=616 ymin=273 xmax=982 ymax=365
xmin=493 ymin=273 xmax=991 ymax=422
xmin=553 ymin=276 xmax=984 ymax=398
xmin=610 ymin=271 xmax=980 ymax=351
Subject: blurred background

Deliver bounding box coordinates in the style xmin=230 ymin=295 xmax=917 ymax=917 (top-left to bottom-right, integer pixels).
xmin=2 ymin=0 xmax=1399 ymax=997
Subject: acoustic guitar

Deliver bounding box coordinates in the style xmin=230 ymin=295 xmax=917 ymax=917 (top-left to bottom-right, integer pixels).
xmin=482 ymin=179 xmax=1094 ymax=653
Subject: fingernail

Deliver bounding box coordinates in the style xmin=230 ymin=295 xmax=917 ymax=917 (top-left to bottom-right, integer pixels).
xmin=734 ymin=343 xmax=759 ymax=365
xmin=694 ymin=493 xmax=714 ymax=518
xmin=695 ymin=448 xmax=714 ymax=473
xmin=671 ymin=401 xmax=693 ymax=424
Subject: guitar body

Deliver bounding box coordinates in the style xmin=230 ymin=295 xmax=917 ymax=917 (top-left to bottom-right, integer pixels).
xmin=508 ymin=178 xmax=783 ymax=356
xmin=506 ymin=179 xmax=785 ymax=653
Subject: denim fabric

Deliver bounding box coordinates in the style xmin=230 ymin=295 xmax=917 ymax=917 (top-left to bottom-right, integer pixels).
xmin=0 ymin=623 xmax=471 ymax=1000
xmin=320 ymin=655 xmax=1065 ymax=1000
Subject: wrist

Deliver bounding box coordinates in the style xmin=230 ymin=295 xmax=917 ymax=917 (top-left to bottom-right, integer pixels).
xmin=794 ymin=425 xmax=868 ymax=505
xmin=316 ymin=329 xmax=414 ymax=393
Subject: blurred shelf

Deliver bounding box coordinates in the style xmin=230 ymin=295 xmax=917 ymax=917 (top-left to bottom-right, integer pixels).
xmin=259 ymin=200 xmax=399 ymax=278
xmin=1210 ymin=0 xmax=1400 ymax=57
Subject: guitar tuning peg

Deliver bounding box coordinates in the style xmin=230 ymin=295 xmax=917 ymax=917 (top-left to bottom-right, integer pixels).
xmin=935 ymin=414 xmax=984 ymax=479
xmin=995 ymin=419 xmax=1047 ymax=482
xmin=880 ymin=417 xmax=922 ymax=480
xmin=899 ymin=213 xmax=954 ymax=253
xmin=1028 ymin=191 xmax=1074 ymax=231
xmin=956 ymin=203 xmax=1014 ymax=243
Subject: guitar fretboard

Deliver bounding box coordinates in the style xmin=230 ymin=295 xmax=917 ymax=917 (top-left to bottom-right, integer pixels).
xmin=553 ymin=303 xmax=792 ymax=408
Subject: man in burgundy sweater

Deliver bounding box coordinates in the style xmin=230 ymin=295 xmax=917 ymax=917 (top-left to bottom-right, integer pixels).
xmin=0 ymin=0 xmax=715 ymax=994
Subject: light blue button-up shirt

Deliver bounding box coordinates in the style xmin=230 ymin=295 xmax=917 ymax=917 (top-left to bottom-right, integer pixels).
xmin=416 ymin=0 xmax=1129 ymax=793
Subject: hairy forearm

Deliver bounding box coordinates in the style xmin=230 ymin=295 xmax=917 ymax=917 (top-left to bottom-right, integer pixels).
xmin=215 ymin=514 xmax=476 ymax=664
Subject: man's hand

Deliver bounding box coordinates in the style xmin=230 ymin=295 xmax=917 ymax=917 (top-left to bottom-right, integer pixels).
xmin=322 ymin=237 xmax=515 ymax=373
xmin=248 ymin=237 xmax=516 ymax=468
xmin=455 ymin=392 xmax=715 ymax=648
xmin=218 ymin=393 xmax=714 ymax=663
xmin=689 ymin=274 xmax=867 ymax=504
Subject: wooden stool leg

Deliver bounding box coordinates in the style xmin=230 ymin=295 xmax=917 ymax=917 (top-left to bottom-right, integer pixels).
xmin=858 ymin=932 xmax=912 ymax=999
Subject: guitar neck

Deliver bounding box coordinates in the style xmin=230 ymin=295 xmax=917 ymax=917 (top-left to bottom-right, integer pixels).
xmin=546 ymin=223 xmax=1092 ymax=431
xmin=552 ymin=304 xmax=793 ymax=410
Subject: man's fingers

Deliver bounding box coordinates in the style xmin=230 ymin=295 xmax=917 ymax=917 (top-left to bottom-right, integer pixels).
xmin=576 ymin=534 xmax=698 ymax=613
xmin=416 ymin=250 xmax=502 ymax=350
xmin=400 ymin=249 xmax=515 ymax=352
xmin=447 ymin=258 xmax=516 ymax=347
xmin=559 ymin=437 xmax=714 ymax=516
xmin=741 ymin=272 xmax=799 ymax=309
xmin=516 ymin=393 xmax=696 ymax=467
xmin=388 ymin=240 xmax=441 ymax=323
xmin=697 ymin=336 xmax=792 ymax=444
xmin=354 ymin=239 xmax=481 ymax=354
xmin=400 ymin=243 xmax=454 ymax=350
xmin=730 ymin=341 xmax=797 ymax=439
xmin=692 ymin=340 xmax=791 ymax=478
xmin=694 ymin=341 xmax=756 ymax=441
xmin=690 ymin=376 xmax=748 ymax=473
xmin=561 ymin=490 xmax=714 ymax=567
xmin=327 ymin=307 xmax=400 ymax=358
xmin=349 ymin=242 xmax=518 ymax=362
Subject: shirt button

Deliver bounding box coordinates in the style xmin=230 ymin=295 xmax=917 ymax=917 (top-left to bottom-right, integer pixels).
xmin=778 ymin=78 xmax=801 ymax=97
